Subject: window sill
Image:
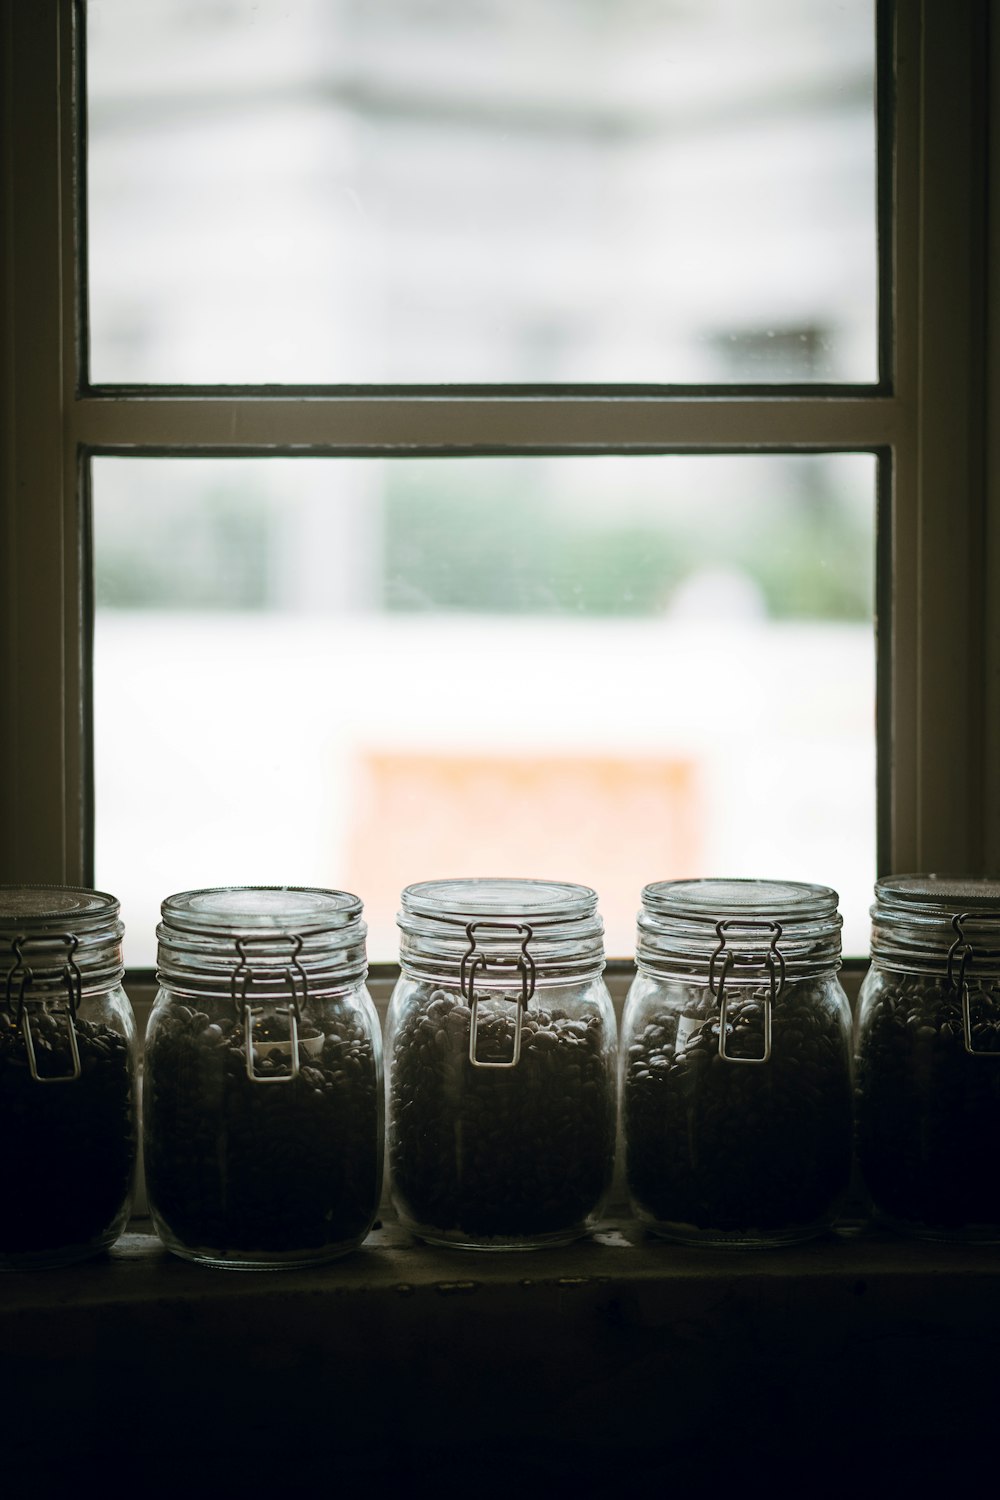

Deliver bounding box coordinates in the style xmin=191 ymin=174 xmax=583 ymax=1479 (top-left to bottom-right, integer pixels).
xmin=2 ymin=1215 xmax=997 ymax=1488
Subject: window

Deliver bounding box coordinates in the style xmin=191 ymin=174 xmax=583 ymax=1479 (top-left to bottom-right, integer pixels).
xmin=1 ymin=2 xmax=997 ymax=986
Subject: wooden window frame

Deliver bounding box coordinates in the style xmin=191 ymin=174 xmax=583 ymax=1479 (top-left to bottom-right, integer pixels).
xmin=1 ymin=2 xmax=997 ymax=989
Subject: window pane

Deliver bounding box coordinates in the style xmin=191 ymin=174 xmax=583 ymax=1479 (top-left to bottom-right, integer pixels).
xmin=92 ymin=455 xmax=876 ymax=965
xmin=86 ymin=0 xmax=877 ymax=385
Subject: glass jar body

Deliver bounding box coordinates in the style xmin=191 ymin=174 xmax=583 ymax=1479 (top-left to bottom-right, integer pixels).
xmin=855 ymin=960 xmax=1000 ymax=1241
xmin=386 ymin=972 xmax=617 ymax=1249
xmin=622 ymin=968 xmax=853 ymax=1247
xmin=0 ymin=981 xmax=138 ymax=1269
xmin=143 ymin=980 xmax=383 ymax=1268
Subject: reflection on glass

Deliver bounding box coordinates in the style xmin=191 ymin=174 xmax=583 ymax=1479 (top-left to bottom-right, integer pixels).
xmin=86 ymin=0 xmax=877 ymax=384
xmin=93 ymin=455 xmax=876 ymax=963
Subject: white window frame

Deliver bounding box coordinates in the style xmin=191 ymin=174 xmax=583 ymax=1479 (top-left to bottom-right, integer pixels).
xmin=1 ymin=1 xmax=998 ymax=997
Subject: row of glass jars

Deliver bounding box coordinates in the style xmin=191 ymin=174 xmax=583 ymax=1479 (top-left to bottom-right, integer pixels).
xmin=2 ymin=873 xmax=1000 ymax=1269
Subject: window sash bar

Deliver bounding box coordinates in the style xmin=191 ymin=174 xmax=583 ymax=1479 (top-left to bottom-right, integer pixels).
xmin=71 ymin=394 xmax=905 ymax=454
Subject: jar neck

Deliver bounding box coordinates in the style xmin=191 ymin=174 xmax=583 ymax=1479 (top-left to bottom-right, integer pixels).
xmin=399 ymin=938 xmax=606 ymax=992
xmin=870 ymin=908 xmax=1000 ymax=978
xmin=157 ymin=928 xmax=368 ymax=1003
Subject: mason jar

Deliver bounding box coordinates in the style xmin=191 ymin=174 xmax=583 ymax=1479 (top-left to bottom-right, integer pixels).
xmin=386 ymin=878 xmax=617 ymax=1250
xmin=0 ymin=886 xmax=137 ymax=1269
xmin=622 ymin=878 xmax=853 ymax=1247
xmin=144 ymin=886 xmax=383 ymax=1268
xmin=855 ymin=875 xmax=1000 ymax=1241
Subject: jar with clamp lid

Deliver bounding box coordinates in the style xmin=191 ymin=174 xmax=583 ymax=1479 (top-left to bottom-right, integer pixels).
xmin=0 ymin=886 xmax=137 ymax=1269
xmin=386 ymin=878 xmax=617 ymax=1250
xmin=144 ymin=886 xmax=383 ymax=1268
xmin=855 ymin=875 xmax=1000 ymax=1241
xmin=622 ymin=878 xmax=853 ymax=1247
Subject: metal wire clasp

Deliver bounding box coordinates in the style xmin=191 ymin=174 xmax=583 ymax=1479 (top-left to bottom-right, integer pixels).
xmin=231 ymin=933 xmax=308 ymax=1083
xmin=4 ymin=934 xmax=83 ymax=1083
xmin=947 ymin=913 xmax=1000 ymax=1057
xmin=707 ymin=919 xmax=785 ymax=1065
xmin=461 ymin=920 xmax=536 ymax=1069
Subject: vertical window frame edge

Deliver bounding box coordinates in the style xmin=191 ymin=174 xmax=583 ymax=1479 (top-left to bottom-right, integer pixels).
xmin=0 ymin=0 xmax=85 ymax=886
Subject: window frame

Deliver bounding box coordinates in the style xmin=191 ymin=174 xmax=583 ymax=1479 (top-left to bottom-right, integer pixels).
xmin=1 ymin=1 xmax=997 ymax=989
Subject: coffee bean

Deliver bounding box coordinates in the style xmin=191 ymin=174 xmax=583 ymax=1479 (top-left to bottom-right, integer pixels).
xmin=143 ymin=997 xmax=381 ymax=1260
xmin=0 ymin=1006 xmax=136 ymax=1263
xmin=388 ymin=988 xmax=615 ymax=1244
xmin=855 ymin=972 xmax=1000 ymax=1232
xmin=624 ymin=979 xmax=852 ymax=1239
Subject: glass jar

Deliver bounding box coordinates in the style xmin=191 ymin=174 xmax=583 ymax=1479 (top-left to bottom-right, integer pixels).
xmin=144 ymin=886 xmax=383 ymax=1268
xmin=386 ymin=878 xmax=617 ymax=1250
xmin=0 ymin=886 xmax=137 ymax=1269
xmin=622 ymin=878 xmax=853 ymax=1247
xmin=855 ymin=874 xmax=1000 ymax=1241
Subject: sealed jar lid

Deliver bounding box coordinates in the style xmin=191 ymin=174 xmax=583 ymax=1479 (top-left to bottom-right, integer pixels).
xmin=869 ymin=874 xmax=1000 ymax=973
xmin=636 ymin=877 xmax=843 ymax=980
xmin=874 ymin=874 xmax=1000 ymax=911
xmin=157 ymin=886 xmax=368 ymax=999
xmin=0 ymin=886 xmax=125 ymax=992
xmin=397 ymin=877 xmax=605 ymax=986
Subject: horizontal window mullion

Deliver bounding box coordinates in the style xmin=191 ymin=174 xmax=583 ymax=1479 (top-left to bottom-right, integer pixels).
xmin=72 ymin=394 xmax=905 ymax=454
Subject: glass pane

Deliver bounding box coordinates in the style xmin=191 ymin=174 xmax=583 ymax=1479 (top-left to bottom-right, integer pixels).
xmin=86 ymin=0 xmax=877 ymax=384
xmin=92 ymin=455 xmax=876 ymax=965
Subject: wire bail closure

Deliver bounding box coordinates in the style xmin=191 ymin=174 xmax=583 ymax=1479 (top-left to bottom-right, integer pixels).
xmin=3 ymin=933 xmax=83 ymax=1083
xmin=707 ymin=919 xmax=785 ymax=1065
xmin=947 ymin=913 xmax=1000 ymax=1057
xmin=231 ymin=933 xmax=309 ymax=1083
xmin=461 ymin=920 xmax=536 ymax=1069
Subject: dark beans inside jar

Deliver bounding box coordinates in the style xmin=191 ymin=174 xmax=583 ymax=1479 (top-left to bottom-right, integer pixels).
xmin=389 ymin=990 xmax=614 ymax=1242
xmin=143 ymin=1001 xmax=380 ymax=1257
xmin=625 ymin=982 xmax=852 ymax=1236
xmin=855 ymin=975 xmax=1000 ymax=1231
xmin=0 ymin=1006 xmax=136 ymax=1261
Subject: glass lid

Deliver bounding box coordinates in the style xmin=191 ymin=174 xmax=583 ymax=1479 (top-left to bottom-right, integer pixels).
xmin=874 ymin=875 xmax=1000 ymax=912
xmin=0 ymin=886 xmax=121 ymax=931
xmin=401 ymin=877 xmax=598 ymax=926
xmin=641 ymin=878 xmax=840 ymax=924
xmin=160 ymin=886 xmax=363 ymax=936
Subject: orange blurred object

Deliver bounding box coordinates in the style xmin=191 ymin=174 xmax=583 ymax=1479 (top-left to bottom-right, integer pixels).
xmin=346 ymin=751 xmax=703 ymax=959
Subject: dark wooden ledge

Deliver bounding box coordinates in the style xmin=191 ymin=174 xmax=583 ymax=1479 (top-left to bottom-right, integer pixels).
xmin=2 ymin=1218 xmax=998 ymax=1491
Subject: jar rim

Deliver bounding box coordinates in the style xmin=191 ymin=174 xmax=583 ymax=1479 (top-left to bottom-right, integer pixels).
xmin=160 ymin=885 xmax=364 ymax=938
xmin=641 ymin=877 xmax=840 ymax=924
xmin=400 ymin=877 xmax=598 ymax=926
xmin=873 ymin=874 xmax=1000 ymax=913
xmin=0 ymin=884 xmax=121 ymax=933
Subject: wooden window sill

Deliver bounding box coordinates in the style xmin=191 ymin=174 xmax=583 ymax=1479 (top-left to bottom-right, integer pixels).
xmin=2 ymin=1216 xmax=997 ymax=1488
